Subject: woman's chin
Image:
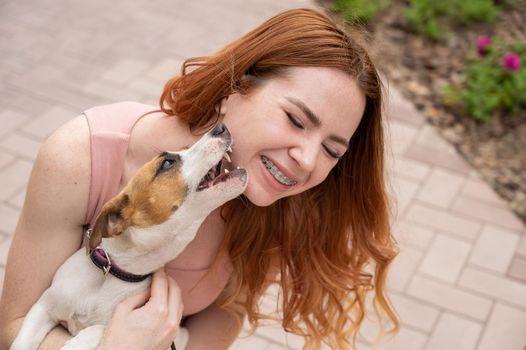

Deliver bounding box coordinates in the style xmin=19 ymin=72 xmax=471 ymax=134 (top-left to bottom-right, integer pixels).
xmin=243 ymin=185 xmax=280 ymax=207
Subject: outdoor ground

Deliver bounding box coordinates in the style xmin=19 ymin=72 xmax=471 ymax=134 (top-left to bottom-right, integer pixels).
xmin=321 ymin=0 xmax=526 ymax=222
xmin=0 ymin=0 xmax=525 ymax=349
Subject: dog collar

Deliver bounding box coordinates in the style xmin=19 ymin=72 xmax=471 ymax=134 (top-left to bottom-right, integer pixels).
xmin=83 ymin=224 xmax=151 ymax=283
xmin=90 ymin=247 xmax=152 ymax=283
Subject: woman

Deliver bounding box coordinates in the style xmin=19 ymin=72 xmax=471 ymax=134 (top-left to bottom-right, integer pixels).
xmin=0 ymin=8 xmax=398 ymax=350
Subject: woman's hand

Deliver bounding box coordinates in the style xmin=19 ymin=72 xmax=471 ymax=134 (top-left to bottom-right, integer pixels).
xmin=98 ymin=268 xmax=184 ymax=350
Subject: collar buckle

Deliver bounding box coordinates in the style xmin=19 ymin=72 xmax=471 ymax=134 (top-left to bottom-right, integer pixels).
xmin=83 ymin=225 xmax=93 ymax=256
xmin=101 ymin=249 xmax=112 ymax=275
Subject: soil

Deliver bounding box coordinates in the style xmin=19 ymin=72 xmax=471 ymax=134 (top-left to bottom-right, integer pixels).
xmin=318 ymin=0 xmax=526 ymax=223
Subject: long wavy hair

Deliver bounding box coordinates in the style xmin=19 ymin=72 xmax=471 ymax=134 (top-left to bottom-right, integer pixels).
xmin=160 ymin=8 xmax=399 ymax=349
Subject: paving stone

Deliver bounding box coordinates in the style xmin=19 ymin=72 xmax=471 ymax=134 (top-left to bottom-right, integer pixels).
xmin=0 ymin=132 xmax=41 ymax=160
xmin=517 ymin=234 xmax=526 ymax=257
xmin=390 ymin=292 xmax=440 ymax=332
xmin=22 ymin=106 xmax=77 ymax=140
xmin=419 ymin=234 xmax=471 ymax=283
xmin=508 ymin=256 xmax=526 ymax=282
xmin=426 ymin=312 xmax=482 ymax=350
xmin=101 ymin=59 xmax=151 ymax=85
xmin=388 ymin=245 xmax=423 ymax=292
xmin=389 ymin=155 xmax=431 ymax=182
xmin=452 ymin=195 xmax=524 ymax=232
xmin=82 ymin=81 xmax=144 ymax=103
xmin=0 ymin=86 xmax=54 ymax=117
xmin=0 ymin=202 xmax=19 ymax=236
xmin=416 ymin=168 xmax=465 ymax=208
xmin=127 ymin=77 xmax=164 ymax=101
xmin=404 ymin=144 xmax=471 ymax=175
xmin=413 ymin=124 xmax=453 ymax=152
xmin=0 ymin=109 xmax=29 ymax=138
xmin=406 ymin=274 xmax=492 ymax=321
xmin=478 ymin=302 xmax=526 ymax=350
xmin=459 ymin=267 xmax=526 ymax=308
xmin=405 ymin=203 xmax=481 ymax=240
xmin=469 ymin=225 xmax=519 ymax=273
xmin=144 ymin=58 xmax=184 ymax=81
xmin=461 ymin=177 xmax=508 ymax=208
xmin=0 ymin=234 xmax=13 ymax=265
xmin=390 ymin=175 xmax=420 ymax=217
xmin=387 ymin=120 xmax=419 ymax=155
xmin=366 ymin=325 xmax=428 ymax=350
xmin=0 ymin=151 xmax=15 ymax=169
xmin=393 ymin=220 xmax=435 ymax=250
xmin=7 ymin=189 xmax=25 ymax=210
xmin=386 ymin=88 xmax=425 ymax=126
xmin=30 ymin=81 xmax=107 ymax=112
xmin=0 ymin=159 xmax=33 ymax=200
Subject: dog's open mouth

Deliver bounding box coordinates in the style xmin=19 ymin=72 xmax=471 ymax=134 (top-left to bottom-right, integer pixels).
xmin=197 ymin=148 xmax=245 ymax=191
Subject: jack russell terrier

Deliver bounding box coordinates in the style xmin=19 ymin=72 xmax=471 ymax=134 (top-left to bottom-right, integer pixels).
xmin=11 ymin=123 xmax=248 ymax=350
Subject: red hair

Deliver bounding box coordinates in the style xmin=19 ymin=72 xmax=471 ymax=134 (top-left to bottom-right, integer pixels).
xmin=160 ymin=8 xmax=398 ymax=349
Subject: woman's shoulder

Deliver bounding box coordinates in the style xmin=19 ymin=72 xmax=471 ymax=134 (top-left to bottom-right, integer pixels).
xmin=26 ymin=114 xmax=92 ymax=228
xmin=40 ymin=114 xmax=91 ymax=174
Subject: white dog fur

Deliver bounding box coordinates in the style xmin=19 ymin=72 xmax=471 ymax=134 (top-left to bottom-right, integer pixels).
xmin=11 ymin=124 xmax=248 ymax=350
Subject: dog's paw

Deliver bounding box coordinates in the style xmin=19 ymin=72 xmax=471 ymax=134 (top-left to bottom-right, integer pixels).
xmin=173 ymin=326 xmax=189 ymax=350
xmin=60 ymin=325 xmax=104 ymax=350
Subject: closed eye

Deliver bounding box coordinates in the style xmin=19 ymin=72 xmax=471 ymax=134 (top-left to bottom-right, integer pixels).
xmin=286 ymin=111 xmax=304 ymax=130
xmin=323 ymin=144 xmax=342 ymax=159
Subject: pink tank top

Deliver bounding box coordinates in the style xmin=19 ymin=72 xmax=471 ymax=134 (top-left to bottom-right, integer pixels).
xmin=82 ymin=101 xmax=232 ymax=316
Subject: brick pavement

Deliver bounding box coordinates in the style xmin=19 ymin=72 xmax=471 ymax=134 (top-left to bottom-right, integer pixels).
xmin=1 ymin=1 xmax=525 ymax=349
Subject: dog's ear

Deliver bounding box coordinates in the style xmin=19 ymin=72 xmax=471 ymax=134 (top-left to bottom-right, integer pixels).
xmin=89 ymin=194 xmax=130 ymax=250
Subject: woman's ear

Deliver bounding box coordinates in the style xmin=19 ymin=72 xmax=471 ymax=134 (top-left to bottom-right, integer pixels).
xmin=216 ymin=96 xmax=229 ymax=118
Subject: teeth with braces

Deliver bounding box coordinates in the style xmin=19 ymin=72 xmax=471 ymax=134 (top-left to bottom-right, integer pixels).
xmin=261 ymin=156 xmax=296 ymax=186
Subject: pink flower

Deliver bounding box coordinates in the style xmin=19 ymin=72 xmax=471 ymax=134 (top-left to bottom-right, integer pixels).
xmin=501 ymin=53 xmax=522 ymax=71
xmin=476 ymin=36 xmax=492 ymax=57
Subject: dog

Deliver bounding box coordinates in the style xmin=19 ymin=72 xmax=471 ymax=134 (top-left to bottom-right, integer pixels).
xmin=11 ymin=123 xmax=248 ymax=350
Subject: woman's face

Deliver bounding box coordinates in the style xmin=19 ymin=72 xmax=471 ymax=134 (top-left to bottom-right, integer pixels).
xmin=221 ymin=66 xmax=366 ymax=206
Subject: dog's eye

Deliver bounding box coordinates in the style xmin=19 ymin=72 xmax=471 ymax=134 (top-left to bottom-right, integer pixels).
xmin=161 ymin=159 xmax=175 ymax=171
xmin=155 ymin=153 xmax=181 ymax=177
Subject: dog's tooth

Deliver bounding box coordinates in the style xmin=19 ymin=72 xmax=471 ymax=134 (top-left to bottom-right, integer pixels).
xmin=236 ymin=166 xmax=240 ymax=169
xmin=224 ymin=152 xmax=231 ymax=163
xmin=224 ymin=168 xmax=229 ymax=173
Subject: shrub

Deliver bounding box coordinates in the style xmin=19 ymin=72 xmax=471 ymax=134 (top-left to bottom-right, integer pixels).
xmin=404 ymin=0 xmax=500 ymax=39
xmin=443 ymin=36 xmax=526 ymax=122
xmin=331 ymin=0 xmax=391 ymax=24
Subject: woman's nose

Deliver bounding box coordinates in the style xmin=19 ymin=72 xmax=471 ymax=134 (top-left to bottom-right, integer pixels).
xmin=289 ymin=141 xmax=319 ymax=173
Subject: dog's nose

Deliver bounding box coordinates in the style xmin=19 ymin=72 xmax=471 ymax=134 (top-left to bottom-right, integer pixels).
xmin=211 ymin=123 xmax=227 ymax=136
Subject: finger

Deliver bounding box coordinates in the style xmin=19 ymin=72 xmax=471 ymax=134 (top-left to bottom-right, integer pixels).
xmin=167 ymin=275 xmax=184 ymax=323
xmin=117 ymin=289 xmax=151 ymax=311
xmin=147 ymin=268 xmax=169 ymax=308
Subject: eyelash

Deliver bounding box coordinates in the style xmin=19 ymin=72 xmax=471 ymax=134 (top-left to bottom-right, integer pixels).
xmin=323 ymin=145 xmax=341 ymax=159
xmin=286 ymin=112 xmax=304 ymax=129
xmin=286 ymin=112 xmax=341 ymax=160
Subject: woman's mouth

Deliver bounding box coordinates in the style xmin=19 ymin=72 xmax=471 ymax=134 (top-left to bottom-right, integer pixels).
xmin=261 ymin=155 xmax=297 ymax=186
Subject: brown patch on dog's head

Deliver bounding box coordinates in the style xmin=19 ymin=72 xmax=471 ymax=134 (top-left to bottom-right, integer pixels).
xmin=89 ymin=152 xmax=188 ymax=249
